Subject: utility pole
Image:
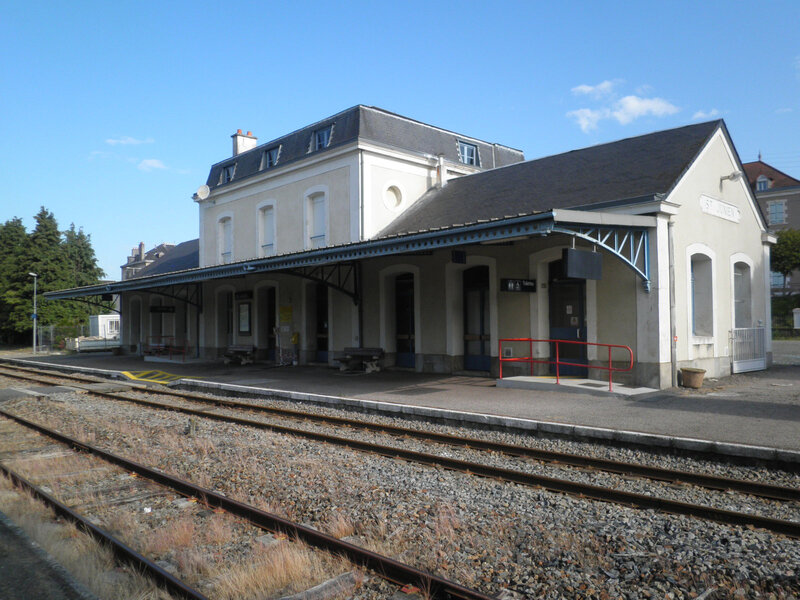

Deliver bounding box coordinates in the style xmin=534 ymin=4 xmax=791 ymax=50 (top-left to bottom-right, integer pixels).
xmin=29 ymin=272 xmax=37 ymax=354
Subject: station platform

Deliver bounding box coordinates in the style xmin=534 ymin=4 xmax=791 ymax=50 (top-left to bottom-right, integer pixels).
xmin=0 ymin=510 xmax=96 ymax=600
xmin=2 ymin=347 xmax=800 ymax=460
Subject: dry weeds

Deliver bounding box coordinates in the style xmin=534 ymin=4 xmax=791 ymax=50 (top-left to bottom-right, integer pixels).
xmin=0 ymin=474 xmax=176 ymax=600
xmin=210 ymin=539 xmax=352 ymax=600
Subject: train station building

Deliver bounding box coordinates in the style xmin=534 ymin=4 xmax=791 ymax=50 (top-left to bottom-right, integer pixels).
xmin=46 ymin=106 xmax=774 ymax=389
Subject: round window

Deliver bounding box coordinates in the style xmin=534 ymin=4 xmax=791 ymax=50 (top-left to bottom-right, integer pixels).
xmin=384 ymin=185 xmax=402 ymax=209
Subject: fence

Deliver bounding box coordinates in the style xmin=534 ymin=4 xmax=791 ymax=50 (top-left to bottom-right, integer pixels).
xmin=498 ymin=337 xmax=634 ymax=392
xmin=730 ymin=327 xmax=766 ymax=373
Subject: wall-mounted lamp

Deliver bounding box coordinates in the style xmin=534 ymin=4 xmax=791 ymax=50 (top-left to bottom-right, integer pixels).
xmin=719 ymin=170 xmax=743 ymax=189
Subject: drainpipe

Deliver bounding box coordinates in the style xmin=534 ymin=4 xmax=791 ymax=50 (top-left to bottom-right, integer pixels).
xmin=668 ymin=218 xmax=677 ymax=387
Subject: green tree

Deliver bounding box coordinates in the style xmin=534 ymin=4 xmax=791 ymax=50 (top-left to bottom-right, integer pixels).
xmin=64 ymin=223 xmax=105 ymax=288
xmin=0 ymin=218 xmax=30 ymax=342
xmin=771 ymin=229 xmax=800 ymax=292
xmin=0 ymin=207 xmax=106 ymax=344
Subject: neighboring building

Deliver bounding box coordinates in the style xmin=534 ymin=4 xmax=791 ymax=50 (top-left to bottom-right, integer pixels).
xmin=89 ymin=314 xmax=120 ymax=339
xmin=743 ymin=159 xmax=800 ymax=295
xmin=121 ymin=242 xmax=176 ymax=280
xmin=47 ymin=107 xmax=774 ymax=388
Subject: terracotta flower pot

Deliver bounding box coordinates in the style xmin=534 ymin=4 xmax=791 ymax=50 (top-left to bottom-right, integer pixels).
xmin=680 ymin=367 xmax=706 ymax=389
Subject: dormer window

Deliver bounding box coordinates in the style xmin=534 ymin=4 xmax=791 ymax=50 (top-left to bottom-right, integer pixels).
xmin=756 ymin=175 xmax=770 ymax=192
xmin=260 ymin=146 xmax=281 ymax=170
xmin=458 ymin=141 xmax=478 ymax=166
xmin=313 ymin=126 xmax=332 ymax=151
xmin=220 ymin=164 xmax=236 ymax=184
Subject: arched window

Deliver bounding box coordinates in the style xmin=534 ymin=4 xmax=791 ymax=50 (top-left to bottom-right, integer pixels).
xmin=690 ymin=253 xmax=713 ymax=336
xmin=733 ymin=261 xmax=752 ymax=328
xmin=307 ymin=193 xmax=326 ymax=249
xmin=259 ymin=204 xmax=276 ymax=256
xmin=218 ymin=216 xmax=232 ymax=264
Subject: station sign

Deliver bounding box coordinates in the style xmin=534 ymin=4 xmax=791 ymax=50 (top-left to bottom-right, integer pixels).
xmin=149 ymin=306 xmax=175 ymax=313
xmin=501 ymin=278 xmax=536 ymax=293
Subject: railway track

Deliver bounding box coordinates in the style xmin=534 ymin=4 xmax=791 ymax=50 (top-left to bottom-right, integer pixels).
xmin=1 ymin=363 xmax=799 ymax=540
xmin=2 ymin=362 xmax=797 ymax=502
xmin=0 ymin=408 xmax=495 ymax=600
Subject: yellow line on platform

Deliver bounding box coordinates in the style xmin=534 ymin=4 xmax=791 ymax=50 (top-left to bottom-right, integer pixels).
xmin=120 ymin=370 xmax=186 ymax=384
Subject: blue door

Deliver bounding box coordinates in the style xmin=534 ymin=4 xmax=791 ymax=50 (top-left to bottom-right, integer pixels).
xmin=395 ymin=274 xmax=415 ymax=368
xmin=315 ymin=283 xmax=328 ymax=363
xmin=463 ymin=266 xmax=491 ymax=372
xmin=548 ymin=260 xmax=587 ymax=376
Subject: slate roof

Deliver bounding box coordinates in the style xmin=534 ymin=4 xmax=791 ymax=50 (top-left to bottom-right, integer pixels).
xmin=133 ymin=239 xmax=199 ymax=279
xmin=742 ymin=160 xmax=800 ymax=191
xmin=206 ymin=106 xmax=524 ymax=191
xmin=378 ymin=120 xmax=723 ymax=237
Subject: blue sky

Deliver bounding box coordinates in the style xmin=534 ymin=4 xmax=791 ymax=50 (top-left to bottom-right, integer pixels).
xmin=1 ymin=0 xmax=798 ymax=279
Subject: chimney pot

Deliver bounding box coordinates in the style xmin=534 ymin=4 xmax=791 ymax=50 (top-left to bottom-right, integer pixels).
xmin=231 ymin=129 xmax=258 ymax=156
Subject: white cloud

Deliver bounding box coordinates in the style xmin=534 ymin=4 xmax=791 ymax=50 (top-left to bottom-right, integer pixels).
xmin=567 ymin=91 xmax=680 ymax=132
xmin=138 ymin=158 xmax=167 ymax=172
xmin=571 ymin=79 xmax=620 ymax=98
xmin=566 ymin=108 xmax=610 ymax=133
xmin=106 ymin=136 xmax=154 ymax=146
xmin=611 ymin=96 xmax=679 ymax=125
xmin=775 ymin=107 xmax=793 ymax=114
xmin=692 ymin=108 xmax=720 ymax=120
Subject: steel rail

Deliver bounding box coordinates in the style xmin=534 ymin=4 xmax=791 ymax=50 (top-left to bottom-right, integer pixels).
xmin=0 ymin=408 xmax=494 ymax=600
xmin=2 ymin=363 xmax=797 ymax=502
xmin=0 ymin=461 xmax=209 ymax=600
xmin=25 ymin=386 xmax=800 ymax=539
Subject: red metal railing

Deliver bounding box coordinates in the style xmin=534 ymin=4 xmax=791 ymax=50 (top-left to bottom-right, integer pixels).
xmin=498 ymin=338 xmax=633 ymax=392
xmin=145 ymin=336 xmax=188 ymax=361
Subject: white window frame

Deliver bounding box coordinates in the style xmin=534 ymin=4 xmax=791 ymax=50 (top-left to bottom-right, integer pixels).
xmin=260 ymin=146 xmax=281 ymax=170
xmin=313 ymin=126 xmax=332 ymax=151
xmin=756 ymin=175 xmax=769 ymax=192
xmin=458 ymin=141 xmax=479 ymax=166
xmin=257 ymin=200 xmax=277 ymax=257
xmin=685 ymin=244 xmax=717 ymax=356
xmin=220 ymin=164 xmax=236 ymax=184
xmin=303 ymin=185 xmax=328 ymax=250
xmin=767 ymin=199 xmax=786 ymax=225
xmin=217 ymin=214 xmax=234 ymax=264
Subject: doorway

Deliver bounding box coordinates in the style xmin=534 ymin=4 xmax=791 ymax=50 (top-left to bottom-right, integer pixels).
xmin=258 ymin=287 xmax=277 ymax=361
xmin=315 ymin=283 xmax=328 ymax=363
xmin=548 ymin=259 xmax=587 ymax=376
xmin=395 ymin=273 xmax=415 ymax=368
xmin=463 ymin=265 xmax=491 ymax=371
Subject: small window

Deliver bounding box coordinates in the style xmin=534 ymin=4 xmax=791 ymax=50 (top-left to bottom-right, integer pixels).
xmin=313 ymin=126 xmax=332 ymax=151
xmin=771 ymin=271 xmax=786 ymax=288
xmin=261 ymin=147 xmax=280 ymax=170
xmin=767 ymin=200 xmax=786 ymax=225
xmin=756 ymin=176 xmax=769 ymax=192
xmin=458 ymin=141 xmax=478 ymax=166
xmin=220 ymin=164 xmax=236 ymax=184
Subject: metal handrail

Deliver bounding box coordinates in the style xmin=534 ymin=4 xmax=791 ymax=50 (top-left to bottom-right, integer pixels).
xmin=499 ymin=337 xmax=633 ymax=392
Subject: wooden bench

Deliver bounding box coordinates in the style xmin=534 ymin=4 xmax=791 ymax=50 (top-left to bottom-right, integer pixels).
xmin=336 ymin=347 xmax=384 ymax=373
xmin=224 ymin=345 xmax=256 ymax=366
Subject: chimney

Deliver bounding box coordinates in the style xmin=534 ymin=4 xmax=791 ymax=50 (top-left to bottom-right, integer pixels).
xmin=436 ymin=154 xmax=448 ymax=187
xmin=138 ymin=242 xmax=145 ymax=261
xmin=232 ymin=129 xmax=257 ymax=156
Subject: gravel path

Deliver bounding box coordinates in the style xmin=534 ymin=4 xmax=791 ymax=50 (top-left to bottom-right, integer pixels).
xmin=3 ymin=385 xmax=798 ymax=599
